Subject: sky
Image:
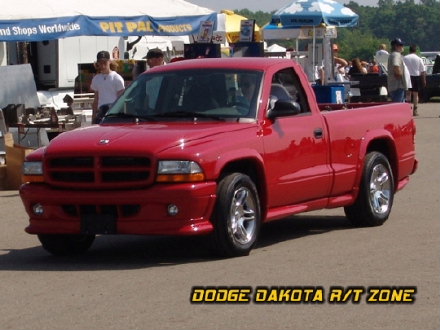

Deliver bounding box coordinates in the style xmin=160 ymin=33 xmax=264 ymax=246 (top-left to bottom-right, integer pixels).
xmin=189 ymin=0 xmax=379 ymax=12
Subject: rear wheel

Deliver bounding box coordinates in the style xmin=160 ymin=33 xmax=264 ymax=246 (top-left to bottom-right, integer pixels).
xmin=212 ymin=173 xmax=261 ymax=257
xmin=38 ymin=234 xmax=95 ymax=256
xmin=344 ymin=152 xmax=394 ymax=227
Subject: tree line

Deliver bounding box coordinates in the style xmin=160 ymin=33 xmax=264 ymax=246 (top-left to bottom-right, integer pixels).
xmin=236 ymin=0 xmax=439 ymax=62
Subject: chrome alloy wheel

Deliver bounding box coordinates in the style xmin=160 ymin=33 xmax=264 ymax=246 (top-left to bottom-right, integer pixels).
xmin=228 ymin=187 xmax=257 ymax=246
xmin=369 ymin=163 xmax=392 ymax=214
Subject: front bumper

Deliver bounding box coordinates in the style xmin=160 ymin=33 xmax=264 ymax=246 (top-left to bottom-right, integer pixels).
xmin=20 ymin=181 xmax=217 ymax=236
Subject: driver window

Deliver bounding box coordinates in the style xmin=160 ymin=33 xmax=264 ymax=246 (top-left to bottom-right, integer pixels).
xmin=271 ymin=68 xmax=310 ymax=113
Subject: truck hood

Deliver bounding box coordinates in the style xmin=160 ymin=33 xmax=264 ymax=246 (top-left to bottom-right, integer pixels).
xmin=45 ymin=122 xmax=254 ymax=156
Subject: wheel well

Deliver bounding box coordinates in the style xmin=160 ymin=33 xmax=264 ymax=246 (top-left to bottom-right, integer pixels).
xmin=218 ymin=159 xmax=267 ymax=217
xmin=366 ymin=138 xmax=398 ymax=188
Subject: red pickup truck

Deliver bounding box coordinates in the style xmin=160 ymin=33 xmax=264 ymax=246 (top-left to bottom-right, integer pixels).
xmin=20 ymin=58 xmax=417 ymax=258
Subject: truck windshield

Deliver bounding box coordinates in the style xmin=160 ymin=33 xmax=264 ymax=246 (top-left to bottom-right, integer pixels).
xmin=106 ymin=69 xmax=263 ymax=121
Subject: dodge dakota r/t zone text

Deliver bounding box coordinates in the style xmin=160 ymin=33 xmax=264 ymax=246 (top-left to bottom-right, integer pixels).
xmin=19 ymin=58 xmax=417 ymax=258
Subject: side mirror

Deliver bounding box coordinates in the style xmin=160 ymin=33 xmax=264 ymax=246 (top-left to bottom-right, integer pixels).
xmin=267 ymin=98 xmax=301 ymax=119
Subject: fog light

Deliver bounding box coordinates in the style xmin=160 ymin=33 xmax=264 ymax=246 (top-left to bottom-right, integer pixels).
xmin=167 ymin=204 xmax=179 ymax=216
xmin=32 ymin=203 xmax=44 ymax=215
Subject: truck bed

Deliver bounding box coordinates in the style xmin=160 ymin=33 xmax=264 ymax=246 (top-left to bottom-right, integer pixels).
xmin=318 ymin=102 xmax=390 ymax=111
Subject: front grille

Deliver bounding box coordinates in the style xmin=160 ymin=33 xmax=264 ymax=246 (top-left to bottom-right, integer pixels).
xmin=62 ymin=204 xmax=140 ymax=217
xmin=45 ymin=155 xmax=153 ymax=189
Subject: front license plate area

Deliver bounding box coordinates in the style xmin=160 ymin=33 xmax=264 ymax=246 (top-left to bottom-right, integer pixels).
xmin=81 ymin=214 xmax=117 ymax=234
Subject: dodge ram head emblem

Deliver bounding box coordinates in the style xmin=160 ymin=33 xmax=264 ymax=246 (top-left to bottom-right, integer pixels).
xmin=99 ymin=139 xmax=110 ymax=145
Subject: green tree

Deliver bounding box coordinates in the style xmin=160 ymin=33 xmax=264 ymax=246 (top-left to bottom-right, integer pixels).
xmin=235 ymin=9 xmax=273 ymax=28
xmin=345 ymin=1 xmax=440 ymax=52
xmin=337 ymin=29 xmax=383 ymax=61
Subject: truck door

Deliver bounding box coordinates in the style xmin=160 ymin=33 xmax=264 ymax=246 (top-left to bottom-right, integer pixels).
xmin=262 ymin=68 xmax=333 ymax=207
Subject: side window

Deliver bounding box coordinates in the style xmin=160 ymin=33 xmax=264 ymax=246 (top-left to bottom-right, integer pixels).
xmin=272 ymin=68 xmax=310 ymax=114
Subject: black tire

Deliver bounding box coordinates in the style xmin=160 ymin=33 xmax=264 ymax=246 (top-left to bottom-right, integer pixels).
xmin=344 ymin=152 xmax=394 ymax=227
xmin=212 ymin=173 xmax=261 ymax=257
xmin=38 ymin=234 xmax=95 ymax=256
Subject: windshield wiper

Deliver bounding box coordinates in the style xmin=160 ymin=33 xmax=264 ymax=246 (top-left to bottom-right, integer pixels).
xmin=156 ymin=111 xmax=225 ymax=121
xmin=104 ymin=113 xmax=158 ymax=122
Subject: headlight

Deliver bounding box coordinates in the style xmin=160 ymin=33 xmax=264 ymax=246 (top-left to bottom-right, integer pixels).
xmin=22 ymin=161 xmax=44 ymax=183
xmin=156 ymin=160 xmax=205 ymax=182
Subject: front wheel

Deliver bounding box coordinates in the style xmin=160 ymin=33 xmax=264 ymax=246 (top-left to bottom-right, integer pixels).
xmin=38 ymin=234 xmax=95 ymax=256
xmin=344 ymin=152 xmax=394 ymax=227
xmin=212 ymin=173 xmax=261 ymax=257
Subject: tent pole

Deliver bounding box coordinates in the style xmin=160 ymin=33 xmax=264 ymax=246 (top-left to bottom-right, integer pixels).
xmin=312 ymin=26 xmax=316 ymax=81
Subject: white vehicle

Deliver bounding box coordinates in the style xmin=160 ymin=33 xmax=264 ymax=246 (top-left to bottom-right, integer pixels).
xmin=420 ymin=51 xmax=440 ymax=62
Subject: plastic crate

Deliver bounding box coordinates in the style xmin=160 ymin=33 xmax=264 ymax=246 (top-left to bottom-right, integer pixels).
xmin=312 ymin=85 xmax=345 ymax=104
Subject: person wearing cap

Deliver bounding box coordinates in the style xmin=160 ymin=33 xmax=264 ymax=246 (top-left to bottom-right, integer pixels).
xmin=146 ymin=48 xmax=165 ymax=69
xmin=387 ymin=38 xmax=408 ymax=102
xmin=404 ymin=44 xmax=426 ymax=116
xmin=91 ymin=50 xmax=125 ymax=123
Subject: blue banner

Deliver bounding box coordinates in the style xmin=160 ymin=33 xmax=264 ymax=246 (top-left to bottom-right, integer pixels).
xmin=0 ymin=13 xmax=217 ymax=42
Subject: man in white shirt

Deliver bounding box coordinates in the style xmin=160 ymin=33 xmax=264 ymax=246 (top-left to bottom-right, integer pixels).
xmin=375 ymin=44 xmax=389 ymax=71
xmin=91 ymin=51 xmax=125 ymax=123
xmin=404 ymin=44 xmax=426 ymax=116
xmin=376 ymin=43 xmax=389 ymax=57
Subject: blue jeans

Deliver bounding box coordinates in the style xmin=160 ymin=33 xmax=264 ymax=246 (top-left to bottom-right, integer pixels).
xmin=390 ymin=89 xmax=406 ymax=102
xmin=93 ymin=104 xmax=111 ymax=124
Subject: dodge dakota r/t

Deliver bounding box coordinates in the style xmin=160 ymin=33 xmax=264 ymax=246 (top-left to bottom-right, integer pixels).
xmin=20 ymin=58 xmax=417 ymax=257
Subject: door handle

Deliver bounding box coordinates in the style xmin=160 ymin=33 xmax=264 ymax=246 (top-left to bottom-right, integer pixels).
xmin=314 ymin=128 xmax=323 ymax=139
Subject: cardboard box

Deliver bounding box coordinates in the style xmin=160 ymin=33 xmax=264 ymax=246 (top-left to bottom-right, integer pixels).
xmin=4 ymin=133 xmax=34 ymax=190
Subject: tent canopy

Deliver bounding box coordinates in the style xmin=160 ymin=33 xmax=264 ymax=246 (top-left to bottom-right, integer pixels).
xmin=217 ymin=10 xmax=262 ymax=43
xmin=270 ymin=0 xmax=358 ymax=27
xmin=263 ymin=0 xmax=358 ymax=39
xmin=0 ymin=0 xmax=217 ymax=42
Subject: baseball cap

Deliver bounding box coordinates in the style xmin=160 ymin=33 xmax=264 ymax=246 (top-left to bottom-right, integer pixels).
xmin=391 ymin=38 xmax=404 ymax=46
xmin=145 ymin=48 xmax=164 ymax=59
xmin=96 ymin=50 xmax=110 ymax=61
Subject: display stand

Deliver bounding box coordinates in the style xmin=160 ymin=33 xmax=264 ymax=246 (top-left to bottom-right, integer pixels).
xmin=229 ymin=42 xmax=264 ymax=57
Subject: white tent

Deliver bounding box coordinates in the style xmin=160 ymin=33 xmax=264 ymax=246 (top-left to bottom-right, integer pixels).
xmin=267 ymin=44 xmax=287 ymax=52
xmin=265 ymin=44 xmax=287 ymax=58
xmin=0 ymin=0 xmax=216 ymax=42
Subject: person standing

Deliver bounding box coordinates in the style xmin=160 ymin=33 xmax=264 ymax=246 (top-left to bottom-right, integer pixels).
xmin=146 ymin=48 xmax=165 ymax=69
xmin=375 ymin=43 xmax=390 ymax=72
xmin=387 ymin=38 xmax=408 ymax=102
xmin=332 ymin=44 xmax=348 ymax=82
xmin=376 ymin=43 xmax=389 ymax=57
xmin=404 ymin=44 xmax=426 ymax=116
xmin=91 ymin=51 xmax=125 ymax=124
